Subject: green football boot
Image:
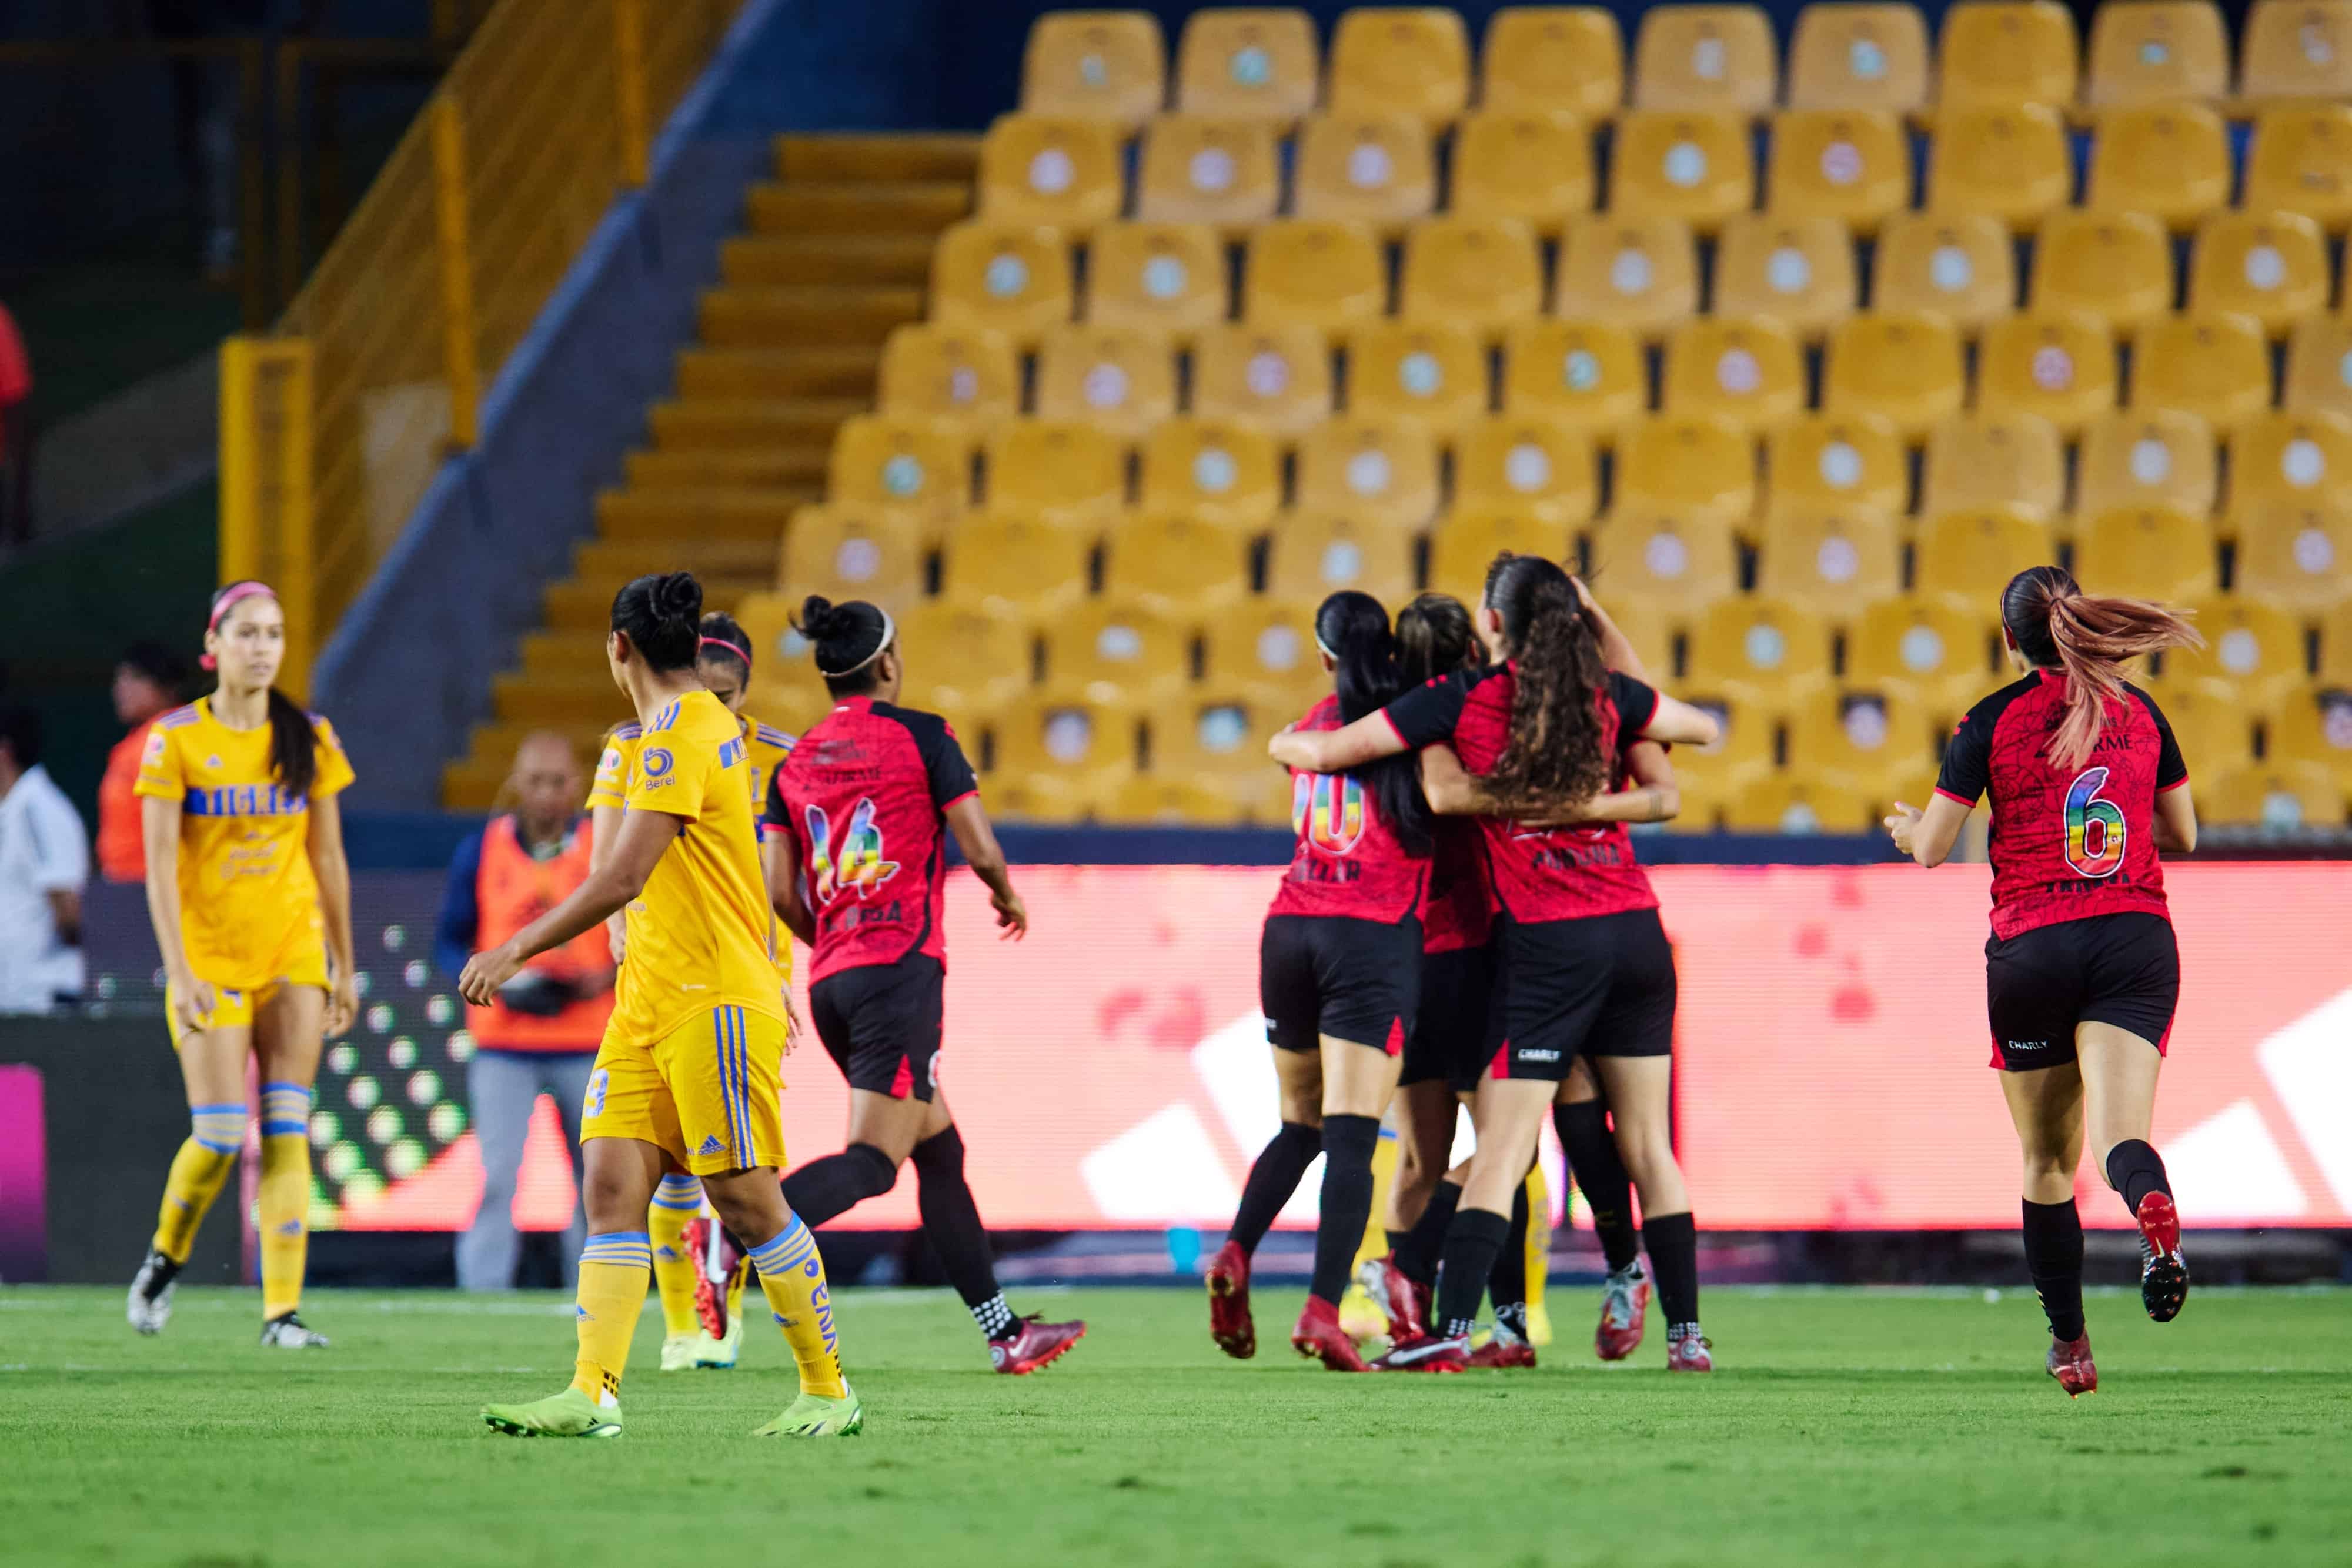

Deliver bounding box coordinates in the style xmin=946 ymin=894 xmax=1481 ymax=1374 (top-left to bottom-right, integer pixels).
xmin=659 ymin=1332 xmax=700 ymax=1372
xmin=752 ymin=1384 xmax=863 ymax=1438
xmin=481 ymin=1385 xmax=623 ymax=1439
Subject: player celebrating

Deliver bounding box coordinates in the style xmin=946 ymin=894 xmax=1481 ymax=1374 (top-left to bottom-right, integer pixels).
xmin=467 ymin=571 xmax=860 ymax=1439
xmin=761 ymin=595 xmax=1085 ymax=1375
xmin=125 ymin=580 xmax=356 ymax=1348
xmin=1884 ymin=566 xmax=2201 ymax=1399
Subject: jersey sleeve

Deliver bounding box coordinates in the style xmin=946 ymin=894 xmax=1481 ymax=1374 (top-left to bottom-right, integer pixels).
xmin=586 ymin=730 xmax=637 ymax=812
xmin=1935 ymin=704 xmax=1996 ymax=807
xmin=1382 ymin=668 xmax=1475 ymax=749
xmin=2136 ymin=690 xmax=2189 ymax=791
xmin=761 ymin=763 xmax=791 ymax=837
xmin=309 ymin=716 xmax=356 ymax=799
xmin=625 ymin=732 xmax=713 ymax=821
xmin=918 ymin=718 xmax=980 ymax=810
xmin=1606 ymin=671 xmax=1661 ymax=746
xmin=131 ymin=721 xmax=184 ymax=802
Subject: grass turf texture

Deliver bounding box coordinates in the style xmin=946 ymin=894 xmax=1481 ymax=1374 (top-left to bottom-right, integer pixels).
xmin=4 ymin=1284 xmax=2347 ymax=1567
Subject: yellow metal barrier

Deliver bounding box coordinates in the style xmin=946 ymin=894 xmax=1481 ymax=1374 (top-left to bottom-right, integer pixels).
xmin=219 ymin=338 xmax=319 ymax=699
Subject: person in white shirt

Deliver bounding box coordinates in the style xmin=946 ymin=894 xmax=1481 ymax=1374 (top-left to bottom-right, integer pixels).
xmin=0 ymin=704 xmax=89 ymax=1012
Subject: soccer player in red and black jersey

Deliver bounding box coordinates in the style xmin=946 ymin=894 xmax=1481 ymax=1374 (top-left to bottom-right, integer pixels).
xmin=1885 ymin=567 xmax=2202 ymax=1398
xmin=1274 ymin=555 xmax=1719 ymax=1372
xmin=760 ymin=596 xmax=1084 ymax=1376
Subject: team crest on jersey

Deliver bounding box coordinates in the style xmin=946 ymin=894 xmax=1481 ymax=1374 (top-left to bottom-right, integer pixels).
xmin=583 ymin=1069 xmax=608 ymax=1118
xmin=1292 ymin=771 xmax=1365 ymax=853
xmin=805 ymin=797 xmax=900 ymax=903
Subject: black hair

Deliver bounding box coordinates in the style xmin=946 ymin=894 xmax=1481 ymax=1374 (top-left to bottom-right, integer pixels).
xmin=119 ymin=640 xmax=189 ymax=693
xmin=1395 ymin=591 xmax=1477 ymax=684
xmin=0 ymin=704 xmax=40 ymax=770
xmin=695 ymin=611 xmax=753 ymax=680
xmin=1478 ymin=553 xmax=1611 ymax=810
xmin=2001 ymin=565 xmax=2202 ymax=770
xmin=610 ymin=571 xmax=704 ymax=673
xmin=1315 ymin=590 xmax=1432 ymax=856
xmin=206 ymin=580 xmax=318 ymax=800
xmin=794 ymin=596 xmax=894 ymax=697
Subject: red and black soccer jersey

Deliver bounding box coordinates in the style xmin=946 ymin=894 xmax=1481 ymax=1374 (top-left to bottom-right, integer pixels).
xmin=1267 ymin=694 xmax=1430 ymax=925
xmin=1421 ymin=819 xmax=1492 ymax=954
xmin=1935 ymin=671 xmax=2189 ymax=941
xmin=1381 ymin=665 xmax=1662 ymax=923
xmin=763 ymin=695 xmax=979 ymax=983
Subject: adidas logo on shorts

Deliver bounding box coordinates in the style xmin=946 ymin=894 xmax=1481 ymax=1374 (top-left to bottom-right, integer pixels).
xmin=697 ymin=1135 xmax=724 ymax=1156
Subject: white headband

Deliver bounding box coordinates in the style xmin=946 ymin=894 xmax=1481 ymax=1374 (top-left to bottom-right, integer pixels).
xmin=817 ymin=607 xmax=896 ymax=677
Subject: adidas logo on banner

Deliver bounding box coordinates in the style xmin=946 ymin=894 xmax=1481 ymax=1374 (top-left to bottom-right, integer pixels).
xmin=697 ymin=1135 xmax=725 ymax=1156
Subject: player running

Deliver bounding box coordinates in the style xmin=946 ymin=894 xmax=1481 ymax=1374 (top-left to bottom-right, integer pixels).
xmin=761 ymin=594 xmax=1085 ymax=1376
xmin=467 ymin=571 xmax=860 ymax=1439
xmin=125 ymin=580 xmax=356 ymax=1348
xmin=1884 ymin=566 xmax=2201 ymax=1399
xmin=1271 ymin=554 xmax=1719 ymax=1373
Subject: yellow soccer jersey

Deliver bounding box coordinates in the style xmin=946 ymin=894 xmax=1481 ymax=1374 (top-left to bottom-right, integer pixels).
xmin=586 ymin=720 xmax=642 ymax=814
xmin=608 ymin=689 xmax=783 ymax=1049
xmin=132 ymin=697 xmax=356 ymax=990
xmin=740 ymin=711 xmax=797 ymax=812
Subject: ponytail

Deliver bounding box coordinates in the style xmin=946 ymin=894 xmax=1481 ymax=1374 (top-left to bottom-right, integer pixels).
xmin=265 ymin=688 xmax=319 ymax=800
xmin=1395 ymin=591 xmax=1476 ymax=684
xmin=1313 ymin=591 xmax=1432 ymax=855
xmin=1479 ymin=553 xmax=1611 ymax=809
xmin=2001 ymin=566 xmax=2203 ymax=771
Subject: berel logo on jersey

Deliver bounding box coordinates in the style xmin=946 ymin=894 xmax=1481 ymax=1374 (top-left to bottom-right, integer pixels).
xmin=639 ymin=747 xmax=674 ymax=788
xmin=805 ymin=797 xmax=900 ymax=904
xmin=1291 ymin=771 xmax=1365 ymax=854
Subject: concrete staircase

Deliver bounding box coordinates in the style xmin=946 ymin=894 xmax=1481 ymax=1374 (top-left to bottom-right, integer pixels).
xmin=443 ymin=132 xmax=978 ymax=807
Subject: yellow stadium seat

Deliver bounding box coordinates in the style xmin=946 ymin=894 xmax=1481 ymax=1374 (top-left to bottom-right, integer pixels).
xmin=1399 ymin=216 xmax=1546 ymax=336
xmin=2083 ymin=1 xmax=2230 ymax=110
xmin=1034 ymin=325 xmax=1178 ymax=436
xmin=2243 ymin=107 xmax=2352 ymax=233
xmin=779 ymin=505 xmax=927 ymax=611
xmin=2075 ymin=410 xmax=2220 ymax=517
xmin=1190 ymin=323 xmax=1334 ymax=433
xmin=1786 ymin=4 xmax=1932 ymax=112
xmin=991 ymin=693 xmax=1141 ymax=812
xmin=1765 ymin=413 xmax=1909 ymax=517
xmin=1554 ymin=216 xmax=1700 ymax=337
xmin=1203 ymin=597 xmax=1328 ymax=708
xmin=1454 ymin=418 xmax=1600 ymax=524
xmin=828 ymin=415 xmax=973 ymax=518
xmin=2269 ymin=684 xmax=2352 ymax=789
xmin=2187 ymin=210 xmax=2332 ymax=336
xmin=1765 ymin=109 xmax=1910 ymax=233
xmin=1711 ymin=214 xmax=1858 ymax=338
xmin=2324 ymin=601 xmax=2352 ymax=680
xmin=1295 ymin=417 xmax=1443 ymax=527
xmin=2130 ymin=312 xmax=2274 ymax=433
xmin=1608 ymin=110 xmax=1756 ymax=233
xmin=1725 ymin=773 xmax=1880 ymax=831
xmin=2147 ymin=680 xmax=2256 ymax=773
xmin=1786 ymin=688 xmax=1939 ymax=793
xmin=1266 ymin=513 xmax=1418 ymax=604
xmin=1102 ymin=511 xmax=1254 ymax=616
xmin=943 ymin=514 xmax=1094 ymax=619
xmin=1591 ymin=595 xmax=1679 ymax=678
xmin=1920 ymin=412 xmax=2067 ymax=518
xmin=1926 ymin=105 xmax=2071 ymax=230
xmin=1244 ymin=220 xmax=1388 ymax=329
xmin=1631 ymin=4 xmax=1779 ymax=113
xmin=1086 ymin=220 xmax=1228 ymax=340
xmin=1344 ymin=320 xmax=1490 ymax=433
xmin=1175 ymin=7 xmax=1319 ymax=122
xmin=897 ymin=597 xmax=1033 ymax=712
xmin=1975 ymin=313 xmax=2117 ymax=434
xmin=2229 ymin=410 xmax=2352 ymax=524
xmin=1685 ymin=596 xmax=1836 ymax=710
xmin=1662 ymin=687 xmax=1776 ymax=783
xmin=2084 ymin=105 xmax=2231 ymax=230
xmin=1755 ymin=506 xmax=1904 ymax=614
xmin=1135 ymin=114 xmax=1281 ymax=230
xmin=1328 ymin=6 xmax=1471 ymax=128
xmin=1586 ymin=509 xmax=1740 ymax=610
xmin=2072 ymin=504 xmax=2219 ymax=599
xmin=1451 ymin=111 xmax=1596 ymax=237
xmin=1616 ymin=416 xmax=1758 ymax=516
xmin=1293 ymin=112 xmax=1437 ymax=229
xmin=1481 ymin=6 xmax=1626 ymax=119
xmin=1428 ymin=509 xmax=1577 ymax=593
xmin=1136 ymin=417 xmax=1282 ymax=527
xmin=978 ymin=114 xmax=1127 ymax=233
xmin=2032 ymin=210 xmax=2173 ymax=330
xmin=1662 ymin=316 xmax=1806 ymax=434
xmin=2197 ymin=762 xmax=2347 ymax=831
xmin=1153 ymin=691 xmax=1295 ymax=802
xmin=1022 ymin=11 xmax=1168 ymax=125
xmin=877 ymin=325 xmax=1021 ymax=431
xmin=1500 ymin=319 xmax=1649 ymax=441
xmin=2236 ymin=498 xmax=2352 ymax=611
xmin=2240 ymin=0 xmax=2352 ymax=106
xmin=1849 ymin=594 xmax=2003 ymax=715
xmin=1870 ymin=212 xmax=2017 ymax=332
xmin=981 ymin=420 xmax=1129 ymax=524
xmin=1823 ymin=312 xmax=1967 ymax=437
xmin=1915 ymin=504 xmax=2055 ymax=609
xmin=1101 ymin=773 xmax=1252 ymax=826
xmin=1937 ymin=1 xmax=2079 ymax=110
xmin=1041 ymin=599 xmax=1193 ymax=704
xmin=930 ymin=222 xmax=1075 ymax=344
xmin=2157 ymin=594 xmax=2311 ymax=714
xmin=2286 ymin=317 xmax=2352 ymax=421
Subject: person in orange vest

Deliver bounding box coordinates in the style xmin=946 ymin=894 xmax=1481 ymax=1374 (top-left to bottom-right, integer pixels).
xmin=435 ymin=731 xmax=615 ymax=1290
xmin=96 ymin=641 xmax=189 ymax=882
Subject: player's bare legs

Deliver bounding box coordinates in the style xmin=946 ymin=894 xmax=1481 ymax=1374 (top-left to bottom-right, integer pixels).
xmin=2001 ymin=1061 xmax=2096 ymax=1393
xmin=130 ymin=1015 xmax=253 ymax=1335
xmin=2077 ymin=1021 xmax=2186 ymax=1322
xmin=1592 ymin=1054 xmax=1707 ymax=1369
xmin=1211 ymin=1048 xmax=1323 ymax=1358
xmin=1555 ymin=1062 xmax=1646 ymax=1360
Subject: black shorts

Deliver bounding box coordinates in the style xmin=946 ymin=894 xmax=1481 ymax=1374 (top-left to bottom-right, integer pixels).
xmin=1261 ymin=914 xmax=1422 ymax=1055
xmin=1402 ymin=944 xmax=1496 ymax=1093
xmin=1984 ymin=912 xmax=2179 ymax=1072
xmin=1489 ymin=908 xmax=1678 ymax=1082
xmin=808 ymin=954 xmax=945 ymax=1101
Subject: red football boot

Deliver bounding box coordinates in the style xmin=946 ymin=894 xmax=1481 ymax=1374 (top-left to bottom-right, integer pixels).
xmin=1595 ymin=1261 xmax=1651 ymax=1363
xmin=1357 ymin=1252 xmax=1432 ymax=1343
xmin=1205 ymin=1241 xmax=1255 ymax=1359
xmin=990 ymin=1315 xmax=1087 ymax=1375
xmin=684 ymin=1218 xmax=746 ymax=1341
xmin=1666 ymin=1325 xmax=1713 ymax=1373
xmin=1369 ymin=1331 xmax=1470 ymax=1373
xmin=2047 ymin=1333 xmax=2097 ymax=1398
xmin=1465 ymin=1323 xmax=1537 ymax=1369
xmin=2135 ymin=1192 xmax=2189 ymax=1323
xmin=1290 ymin=1296 xmax=1370 ymax=1372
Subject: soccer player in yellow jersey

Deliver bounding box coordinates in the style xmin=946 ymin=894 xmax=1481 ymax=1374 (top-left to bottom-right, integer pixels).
xmin=125 ymin=580 xmax=357 ymax=1348
xmin=467 ymin=571 xmax=857 ymax=1439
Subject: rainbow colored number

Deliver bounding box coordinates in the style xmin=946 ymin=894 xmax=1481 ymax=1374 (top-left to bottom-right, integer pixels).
xmin=1292 ymin=770 xmax=1365 ymax=854
xmin=2063 ymin=765 xmax=2126 ymax=878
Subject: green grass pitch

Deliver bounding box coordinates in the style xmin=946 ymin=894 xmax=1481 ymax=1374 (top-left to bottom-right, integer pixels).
xmin=5 ymin=1283 xmax=2348 ymax=1566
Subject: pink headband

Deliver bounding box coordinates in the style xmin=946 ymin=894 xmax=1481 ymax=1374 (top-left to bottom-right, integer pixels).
xmin=699 ymin=635 xmax=752 ymax=667
xmin=201 ymin=581 xmax=278 ymax=671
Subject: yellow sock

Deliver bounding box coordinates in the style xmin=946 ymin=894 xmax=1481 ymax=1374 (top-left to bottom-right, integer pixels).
xmin=1352 ymin=1131 xmax=1401 ymax=1271
xmin=746 ymin=1215 xmax=846 ymax=1397
xmin=572 ymin=1232 xmax=653 ymax=1399
xmin=256 ymin=1084 xmax=314 ymax=1318
xmin=647 ymin=1175 xmax=702 ymax=1336
xmin=726 ymin=1260 xmax=748 ymax=1332
xmin=152 ymin=1105 xmax=244 ymax=1261
xmin=1524 ymin=1162 xmax=1552 ymax=1312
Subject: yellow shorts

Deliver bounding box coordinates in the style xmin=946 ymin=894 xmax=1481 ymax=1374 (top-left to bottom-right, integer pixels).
xmin=166 ymin=955 xmax=330 ymax=1049
xmin=582 ymin=1003 xmax=786 ymax=1175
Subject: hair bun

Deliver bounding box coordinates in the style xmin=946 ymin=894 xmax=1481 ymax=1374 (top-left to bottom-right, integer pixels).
xmin=652 ymin=571 xmax=703 ymax=627
xmin=797 ymin=594 xmax=843 ymax=638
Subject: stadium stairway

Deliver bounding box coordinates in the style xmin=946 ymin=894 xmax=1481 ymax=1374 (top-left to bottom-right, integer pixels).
xmin=441 ymin=132 xmax=978 ymax=808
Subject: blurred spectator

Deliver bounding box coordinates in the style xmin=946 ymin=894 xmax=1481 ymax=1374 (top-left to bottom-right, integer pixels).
xmin=97 ymin=641 xmax=190 ymax=883
xmin=435 ymin=732 xmax=612 ymax=1290
xmin=0 ymin=706 xmax=89 ymax=1014
xmin=0 ymin=300 xmax=29 ymax=545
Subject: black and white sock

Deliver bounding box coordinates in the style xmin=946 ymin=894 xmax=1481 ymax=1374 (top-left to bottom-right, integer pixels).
xmin=1486 ymin=1179 xmax=1530 ymax=1318
xmin=780 ymin=1141 xmax=897 ymax=1227
xmin=1434 ymin=1207 xmax=1512 ymax=1340
xmin=2104 ymin=1139 xmax=2174 ymax=1217
xmin=910 ymin=1126 xmax=1008 ymax=1332
xmin=1309 ymin=1115 xmax=1382 ymax=1305
xmin=1645 ymin=1211 xmax=1699 ymax=1332
xmin=971 ymin=1292 xmax=1017 ymax=1341
xmin=1554 ymin=1101 xmax=1639 ymax=1272
xmin=2022 ymin=1197 xmax=2086 ymax=1342
xmin=1228 ymin=1121 xmax=1321 ymax=1259
xmin=1393 ymin=1177 xmax=1461 ymax=1286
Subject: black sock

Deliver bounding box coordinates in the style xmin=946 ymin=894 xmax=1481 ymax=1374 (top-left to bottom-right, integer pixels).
xmin=1644 ymin=1211 xmax=1699 ymax=1330
xmin=2104 ymin=1139 xmax=2173 ymax=1217
xmin=1486 ymin=1180 xmax=1530 ymax=1316
xmin=1393 ymin=1177 xmax=1461 ymax=1285
xmin=1228 ymin=1121 xmax=1321 ymax=1258
xmin=779 ymin=1141 xmax=897 ymax=1228
xmin=1309 ymin=1115 xmax=1382 ymax=1305
xmin=1434 ymin=1207 xmax=1512 ymax=1339
xmin=1554 ymin=1102 xmax=1638 ymax=1272
xmin=2022 ymin=1198 xmax=2086 ymax=1342
xmin=908 ymin=1126 xmax=1006 ymax=1326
